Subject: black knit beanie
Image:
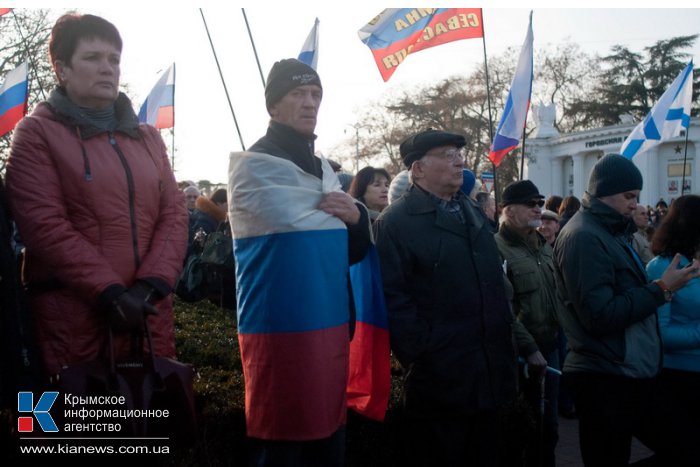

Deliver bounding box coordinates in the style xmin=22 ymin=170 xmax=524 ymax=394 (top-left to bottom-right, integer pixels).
xmin=587 ymin=153 xmax=643 ymax=197
xmin=265 ymin=59 xmax=322 ymax=112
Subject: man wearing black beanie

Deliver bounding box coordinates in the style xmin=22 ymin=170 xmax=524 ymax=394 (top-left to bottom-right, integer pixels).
xmin=227 ymin=58 xmax=370 ymax=467
xmin=553 ymin=153 xmax=700 ymax=465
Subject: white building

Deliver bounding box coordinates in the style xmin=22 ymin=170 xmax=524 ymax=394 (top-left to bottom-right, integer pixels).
xmin=525 ymin=103 xmax=698 ymax=208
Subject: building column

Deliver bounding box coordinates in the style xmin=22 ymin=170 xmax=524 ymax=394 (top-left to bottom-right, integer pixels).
xmin=637 ymin=147 xmax=659 ymax=208
xmin=551 ymin=157 xmax=563 ymax=196
xmin=572 ymin=152 xmax=586 ymax=198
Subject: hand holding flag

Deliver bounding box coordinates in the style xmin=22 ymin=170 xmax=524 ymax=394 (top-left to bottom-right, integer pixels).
xmin=138 ymin=64 xmax=175 ymax=129
xmin=620 ymin=60 xmax=694 ymax=159
xmin=0 ymin=61 xmax=28 ymax=137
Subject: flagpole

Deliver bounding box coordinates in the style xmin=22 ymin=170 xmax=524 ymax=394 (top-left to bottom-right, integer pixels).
xmin=10 ymin=10 xmax=46 ymax=100
xmin=171 ymin=63 xmax=176 ymax=170
xmin=681 ymin=124 xmax=690 ymax=195
xmin=199 ymin=8 xmax=246 ymax=151
xmin=480 ymin=9 xmax=498 ymax=202
xmin=520 ymin=127 xmax=526 ymax=180
xmin=241 ymin=8 xmax=267 ymax=89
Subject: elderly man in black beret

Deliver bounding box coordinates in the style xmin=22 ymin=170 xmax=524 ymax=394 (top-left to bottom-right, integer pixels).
xmin=374 ymin=129 xmax=518 ymax=466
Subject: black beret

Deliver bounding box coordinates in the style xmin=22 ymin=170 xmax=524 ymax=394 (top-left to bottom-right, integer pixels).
xmin=587 ymin=153 xmax=643 ymax=198
xmin=399 ymin=129 xmax=466 ymax=168
xmin=501 ymin=180 xmax=544 ymax=206
xmin=265 ymin=58 xmax=322 ymax=112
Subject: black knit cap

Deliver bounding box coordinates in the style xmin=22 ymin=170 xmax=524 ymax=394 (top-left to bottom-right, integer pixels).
xmin=587 ymin=153 xmax=643 ymax=198
xmin=501 ymin=180 xmax=544 ymax=206
xmin=265 ymin=58 xmax=322 ymax=112
xmin=399 ymin=129 xmax=466 ymax=168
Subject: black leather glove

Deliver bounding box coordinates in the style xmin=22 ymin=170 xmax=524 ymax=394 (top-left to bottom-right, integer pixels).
xmin=110 ymin=291 xmax=149 ymax=332
xmin=128 ymin=281 xmax=157 ymax=305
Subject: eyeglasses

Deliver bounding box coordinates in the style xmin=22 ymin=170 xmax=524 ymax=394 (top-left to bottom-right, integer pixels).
xmin=427 ymin=148 xmax=465 ymax=163
xmin=523 ymin=199 xmax=545 ymax=208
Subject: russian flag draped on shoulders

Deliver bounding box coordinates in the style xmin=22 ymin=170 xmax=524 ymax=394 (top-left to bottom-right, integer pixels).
xmin=488 ymin=12 xmax=533 ymax=167
xmin=228 ymin=151 xmax=349 ymax=440
xmin=620 ymin=60 xmax=694 ymax=159
xmin=138 ymin=64 xmax=174 ymax=129
xmin=0 ymin=62 xmax=28 ymax=137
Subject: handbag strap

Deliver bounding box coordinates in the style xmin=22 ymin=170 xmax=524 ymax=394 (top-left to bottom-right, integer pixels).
xmin=105 ymin=306 xmax=165 ymax=391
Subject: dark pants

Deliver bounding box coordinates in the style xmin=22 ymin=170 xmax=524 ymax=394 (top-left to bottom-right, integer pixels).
xmin=643 ymin=368 xmax=700 ymax=466
xmin=397 ymin=409 xmax=505 ymax=467
xmin=567 ymin=373 xmax=656 ymax=467
xmin=567 ymin=373 xmax=700 ymax=467
xmin=247 ymin=425 xmax=346 ymax=467
xmin=522 ymin=350 xmax=559 ymax=467
xmin=557 ymin=329 xmax=575 ymax=415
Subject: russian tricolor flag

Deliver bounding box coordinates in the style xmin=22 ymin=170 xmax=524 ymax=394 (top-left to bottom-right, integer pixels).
xmin=298 ymin=17 xmax=319 ymax=70
xmin=488 ymin=12 xmax=533 ymax=167
xmin=348 ymin=245 xmax=391 ymax=421
xmin=0 ymin=62 xmax=28 ymax=137
xmin=228 ymin=152 xmax=350 ymax=440
xmin=358 ymin=8 xmax=484 ymax=82
xmin=138 ymin=63 xmax=174 ymax=129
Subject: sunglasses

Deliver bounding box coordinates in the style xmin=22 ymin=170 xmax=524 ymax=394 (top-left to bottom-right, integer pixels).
xmin=523 ymin=199 xmax=545 ymax=208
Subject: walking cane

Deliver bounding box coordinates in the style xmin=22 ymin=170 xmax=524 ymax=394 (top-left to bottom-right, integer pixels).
xmin=537 ymin=373 xmax=545 ymax=467
xmin=520 ymin=358 xmax=560 ymax=467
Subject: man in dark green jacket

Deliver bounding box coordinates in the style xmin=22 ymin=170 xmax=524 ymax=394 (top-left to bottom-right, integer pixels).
xmin=553 ymin=153 xmax=699 ymax=466
xmin=496 ymin=179 xmax=563 ymax=467
xmin=375 ymin=129 xmax=517 ymax=467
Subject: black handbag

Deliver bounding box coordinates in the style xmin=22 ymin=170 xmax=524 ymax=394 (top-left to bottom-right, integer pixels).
xmin=56 ymin=322 xmax=197 ymax=440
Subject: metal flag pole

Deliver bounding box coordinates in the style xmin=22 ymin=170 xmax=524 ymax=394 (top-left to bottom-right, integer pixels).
xmin=480 ymin=9 xmax=498 ymax=203
xmin=171 ymin=63 xmax=176 ymax=170
xmin=681 ymin=124 xmax=690 ymax=195
xmin=519 ymin=12 xmax=534 ymax=181
xmin=520 ymin=126 xmax=527 ymax=181
xmin=241 ymin=8 xmax=267 ymax=89
xmin=10 ymin=9 xmax=46 ymax=101
xmin=199 ymin=8 xmax=246 ymax=151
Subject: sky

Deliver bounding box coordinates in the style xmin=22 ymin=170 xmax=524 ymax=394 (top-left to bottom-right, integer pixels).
xmin=17 ymin=5 xmax=700 ymax=184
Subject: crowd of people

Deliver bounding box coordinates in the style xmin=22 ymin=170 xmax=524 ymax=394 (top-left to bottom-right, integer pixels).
xmin=1 ymin=11 xmax=700 ymax=467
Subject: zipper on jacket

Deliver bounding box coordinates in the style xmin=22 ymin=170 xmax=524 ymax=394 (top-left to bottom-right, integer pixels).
xmin=109 ymin=132 xmax=141 ymax=269
xmin=76 ymin=128 xmax=92 ymax=181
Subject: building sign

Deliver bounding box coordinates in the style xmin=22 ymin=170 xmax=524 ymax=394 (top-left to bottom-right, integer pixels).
xmin=584 ymin=136 xmax=624 ymax=148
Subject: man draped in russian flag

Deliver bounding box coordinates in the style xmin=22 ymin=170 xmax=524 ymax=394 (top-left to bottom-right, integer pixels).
xmin=228 ymin=58 xmax=370 ymax=466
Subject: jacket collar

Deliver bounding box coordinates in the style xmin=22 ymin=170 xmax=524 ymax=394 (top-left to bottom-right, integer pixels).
xmin=46 ymin=87 xmax=141 ymax=139
xmin=194 ymin=197 xmax=227 ymax=224
xmin=265 ymin=121 xmax=316 ymax=156
xmin=404 ymin=184 xmax=485 ymax=240
xmin=499 ymin=222 xmax=544 ymax=250
xmin=582 ymin=193 xmax=637 ymax=237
